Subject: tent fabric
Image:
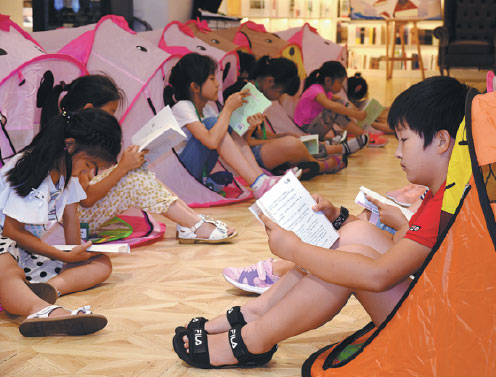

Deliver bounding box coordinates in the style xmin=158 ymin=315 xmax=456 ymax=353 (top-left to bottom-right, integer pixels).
xmin=301 ymin=88 xmax=496 ymax=377
xmin=275 ymin=23 xmax=348 ymax=75
xmin=0 ymin=15 xmax=86 ymax=163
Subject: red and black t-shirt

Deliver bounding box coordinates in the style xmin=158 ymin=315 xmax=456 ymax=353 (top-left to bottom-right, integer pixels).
xmin=404 ymin=181 xmax=446 ymax=248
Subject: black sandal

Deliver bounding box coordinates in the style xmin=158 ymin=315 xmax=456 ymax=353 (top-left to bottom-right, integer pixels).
xmin=172 ymin=324 xmax=277 ymax=369
xmin=175 ymin=306 xmax=247 ymax=335
xmin=297 ymin=161 xmax=320 ymax=181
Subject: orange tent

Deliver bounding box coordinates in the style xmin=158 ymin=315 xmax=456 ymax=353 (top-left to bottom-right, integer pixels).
xmin=302 ymin=88 xmax=496 ymax=376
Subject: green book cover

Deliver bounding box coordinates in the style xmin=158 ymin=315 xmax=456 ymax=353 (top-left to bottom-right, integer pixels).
xmin=357 ymin=98 xmax=385 ymax=128
xmin=229 ymin=83 xmax=272 ymax=136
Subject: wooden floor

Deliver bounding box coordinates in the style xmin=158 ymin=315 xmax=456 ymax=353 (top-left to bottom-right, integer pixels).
xmin=0 ymin=73 xmax=486 ymax=377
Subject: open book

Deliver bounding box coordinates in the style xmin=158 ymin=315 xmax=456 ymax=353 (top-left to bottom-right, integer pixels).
xmin=229 ymin=82 xmax=272 ymax=136
xmin=357 ymin=98 xmax=385 ymax=128
xmin=300 ymin=134 xmax=319 ymax=155
xmin=355 ymin=186 xmax=415 ymax=221
xmin=54 ymin=244 xmax=130 ymax=254
xmin=249 ymin=170 xmax=339 ymax=248
xmin=131 ymin=105 xmax=186 ymax=162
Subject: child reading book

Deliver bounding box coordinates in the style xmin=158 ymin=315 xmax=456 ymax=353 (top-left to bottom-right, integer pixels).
xmin=224 ymin=56 xmax=348 ymax=180
xmin=39 ymin=74 xmax=236 ymax=244
xmin=0 ymin=109 xmax=122 ymax=337
xmin=172 ymin=76 xmax=468 ymax=369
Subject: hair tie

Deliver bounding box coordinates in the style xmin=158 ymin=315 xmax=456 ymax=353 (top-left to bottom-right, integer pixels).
xmin=62 ymin=109 xmax=71 ymax=124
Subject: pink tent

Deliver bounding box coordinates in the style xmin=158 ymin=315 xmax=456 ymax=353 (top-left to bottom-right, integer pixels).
xmin=276 ymin=23 xmax=347 ymax=75
xmin=57 ymin=16 xmax=251 ymax=207
xmin=0 ymin=15 xmax=86 ymax=163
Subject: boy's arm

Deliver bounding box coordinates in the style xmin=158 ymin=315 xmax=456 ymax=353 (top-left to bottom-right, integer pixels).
xmin=315 ymin=93 xmax=366 ymax=120
xmin=62 ymin=202 xmax=81 ymax=245
xmin=261 ymin=214 xmax=430 ymax=292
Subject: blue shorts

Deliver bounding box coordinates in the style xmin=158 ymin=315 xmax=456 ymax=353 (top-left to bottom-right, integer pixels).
xmin=178 ymin=117 xmax=232 ymax=181
xmin=250 ymin=144 xmax=267 ymax=169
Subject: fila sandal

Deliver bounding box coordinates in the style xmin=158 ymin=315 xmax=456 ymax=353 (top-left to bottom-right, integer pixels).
xmin=174 ymin=306 xmax=247 ymax=336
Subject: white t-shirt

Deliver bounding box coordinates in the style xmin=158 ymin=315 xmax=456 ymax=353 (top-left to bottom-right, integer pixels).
xmin=172 ymin=100 xmax=219 ymax=154
xmin=0 ymin=154 xmax=87 ymax=237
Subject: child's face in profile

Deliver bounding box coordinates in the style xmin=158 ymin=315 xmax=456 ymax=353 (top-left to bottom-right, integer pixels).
xmin=99 ymin=100 xmax=119 ymax=116
xmin=71 ymin=151 xmax=110 ymax=177
xmin=394 ymin=122 xmax=437 ymax=186
xmin=200 ymin=74 xmax=220 ymax=101
xmin=325 ymin=77 xmax=345 ymax=94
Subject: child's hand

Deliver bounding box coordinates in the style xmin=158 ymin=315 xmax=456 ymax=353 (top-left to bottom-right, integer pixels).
xmin=260 ymin=214 xmax=301 ymax=261
xmin=247 ymin=113 xmax=264 ymax=127
xmin=332 ymin=94 xmax=342 ymax=101
xmin=366 ymin=196 xmax=407 ymax=230
xmin=311 ymin=194 xmax=339 ymax=221
xmin=355 ymin=110 xmax=367 ymax=121
xmin=117 ymin=145 xmax=146 ymax=173
xmin=63 ymin=241 xmax=98 ymax=263
xmin=224 ymin=89 xmax=249 ymax=112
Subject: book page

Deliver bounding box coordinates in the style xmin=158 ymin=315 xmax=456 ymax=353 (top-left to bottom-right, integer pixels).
xmin=357 ymin=98 xmax=385 ymax=128
xmin=229 ymin=82 xmax=272 ymax=136
xmin=253 ymin=171 xmax=339 ymax=248
xmin=131 ymin=106 xmax=186 ymax=161
xmin=299 ymin=134 xmax=319 ymax=154
xmin=54 ymin=244 xmax=130 ymax=254
xmin=355 ymin=186 xmax=414 ymax=220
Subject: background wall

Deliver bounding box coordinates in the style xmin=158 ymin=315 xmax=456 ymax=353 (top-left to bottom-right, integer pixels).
xmin=0 ymin=0 xmax=23 ymax=26
xmin=133 ymin=0 xmax=193 ymax=30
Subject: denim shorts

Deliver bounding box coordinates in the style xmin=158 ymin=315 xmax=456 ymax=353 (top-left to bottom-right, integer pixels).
xmin=178 ymin=117 xmax=233 ymax=181
xmin=250 ymin=144 xmax=267 ymax=169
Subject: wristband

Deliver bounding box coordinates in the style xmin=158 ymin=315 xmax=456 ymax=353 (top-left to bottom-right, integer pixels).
xmin=332 ymin=206 xmax=349 ymax=230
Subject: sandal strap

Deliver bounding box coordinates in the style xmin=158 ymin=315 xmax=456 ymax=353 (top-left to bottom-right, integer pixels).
xmin=228 ymin=324 xmax=278 ymax=364
xmin=226 ymin=306 xmax=247 ymax=328
xmin=187 ymin=328 xmax=210 ymax=364
xmin=26 ymin=305 xmax=62 ymax=319
xmin=199 ymin=215 xmax=227 ymax=231
xmin=187 ymin=316 xmax=208 ymax=331
xmin=71 ymin=305 xmax=92 ymax=315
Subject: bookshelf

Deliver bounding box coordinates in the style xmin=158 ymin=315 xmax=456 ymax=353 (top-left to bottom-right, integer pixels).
xmin=221 ymin=0 xmax=442 ymax=75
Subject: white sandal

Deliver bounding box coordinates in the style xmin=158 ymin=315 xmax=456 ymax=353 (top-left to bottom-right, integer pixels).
xmin=19 ymin=305 xmax=107 ymax=337
xmin=176 ymin=215 xmax=237 ymax=244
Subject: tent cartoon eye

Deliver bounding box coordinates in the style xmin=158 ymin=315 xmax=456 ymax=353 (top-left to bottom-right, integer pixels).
xmin=196 ymin=45 xmax=207 ymax=51
xmin=265 ymin=39 xmax=273 ymax=43
xmin=289 ymin=47 xmax=295 ymax=55
xmin=324 ymin=41 xmax=330 ymax=45
xmin=136 ymin=46 xmax=148 ymax=52
xmin=0 ymin=48 xmax=7 ymax=56
xmin=211 ymin=39 xmax=220 ymax=44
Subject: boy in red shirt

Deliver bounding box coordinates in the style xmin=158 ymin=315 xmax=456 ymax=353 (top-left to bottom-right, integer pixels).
xmin=173 ymin=76 xmax=468 ymax=369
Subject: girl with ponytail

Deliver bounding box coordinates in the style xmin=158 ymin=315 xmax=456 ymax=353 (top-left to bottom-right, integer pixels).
xmin=0 ymin=108 xmax=122 ymax=337
xmin=41 ymin=74 xmax=236 ymax=245
xmin=294 ymin=61 xmax=387 ymax=148
xmin=224 ymin=55 xmax=347 ymax=179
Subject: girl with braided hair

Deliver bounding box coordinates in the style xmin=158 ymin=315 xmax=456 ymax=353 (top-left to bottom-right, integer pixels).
xmin=0 ymin=108 xmax=122 ymax=337
xmin=40 ymin=74 xmax=236 ymax=244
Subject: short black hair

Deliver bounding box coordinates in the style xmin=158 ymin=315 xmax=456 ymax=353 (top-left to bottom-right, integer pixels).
xmin=388 ymin=76 xmax=468 ymax=147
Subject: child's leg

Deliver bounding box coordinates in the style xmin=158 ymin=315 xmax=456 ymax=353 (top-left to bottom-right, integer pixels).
xmin=47 ymin=254 xmax=112 ymax=295
xmin=342 ymin=119 xmax=365 ymax=136
xmin=183 ymin=244 xmax=412 ymax=366
xmin=204 ymin=266 xmax=306 ymax=334
xmin=334 ymin=219 xmax=395 ymax=253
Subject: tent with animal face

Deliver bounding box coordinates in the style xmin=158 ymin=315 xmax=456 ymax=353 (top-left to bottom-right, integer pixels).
xmin=0 ymin=15 xmax=86 ymax=164
xmin=302 ymin=88 xmax=496 ymax=377
xmin=275 ymin=23 xmax=347 ymax=75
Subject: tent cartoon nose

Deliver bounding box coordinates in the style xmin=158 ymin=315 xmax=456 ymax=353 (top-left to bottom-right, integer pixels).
xmin=0 ymin=48 xmax=7 ymax=56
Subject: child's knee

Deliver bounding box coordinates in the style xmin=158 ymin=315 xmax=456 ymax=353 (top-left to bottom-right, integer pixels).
xmin=92 ymin=254 xmax=113 ymax=281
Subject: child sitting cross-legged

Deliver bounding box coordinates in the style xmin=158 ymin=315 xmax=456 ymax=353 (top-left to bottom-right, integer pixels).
xmin=171 ymin=76 xmax=468 ymax=369
xmin=0 ymin=108 xmax=122 ymax=337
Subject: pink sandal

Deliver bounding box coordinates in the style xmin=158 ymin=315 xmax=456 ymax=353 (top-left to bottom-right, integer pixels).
xmin=321 ymin=155 xmax=348 ymax=174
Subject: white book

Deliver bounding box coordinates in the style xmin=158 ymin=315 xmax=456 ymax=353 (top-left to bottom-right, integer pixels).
xmin=131 ymin=105 xmax=186 ymax=162
xmin=355 ymin=186 xmax=414 ymax=221
xmin=54 ymin=244 xmax=130 ymax=254
xmin=249 ymin=171 xmax=339 ymax=248
xmin=300 ymin=134 xmax=319 ymax=155
xmin=229 ymin=83 xmax=272 ymax=136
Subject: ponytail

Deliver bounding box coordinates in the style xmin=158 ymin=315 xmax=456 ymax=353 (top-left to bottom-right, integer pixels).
xmin=303 ymin=61 xmax=347 ymax=92
xmin=39 ymin=74 xmax=123 ymax=130
xmin=8 ymin=108 xmax=122 ymax=197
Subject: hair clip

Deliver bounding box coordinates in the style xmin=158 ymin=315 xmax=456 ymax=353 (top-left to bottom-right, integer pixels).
xmin=62 ymin=109 xmax=71 ymax=124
